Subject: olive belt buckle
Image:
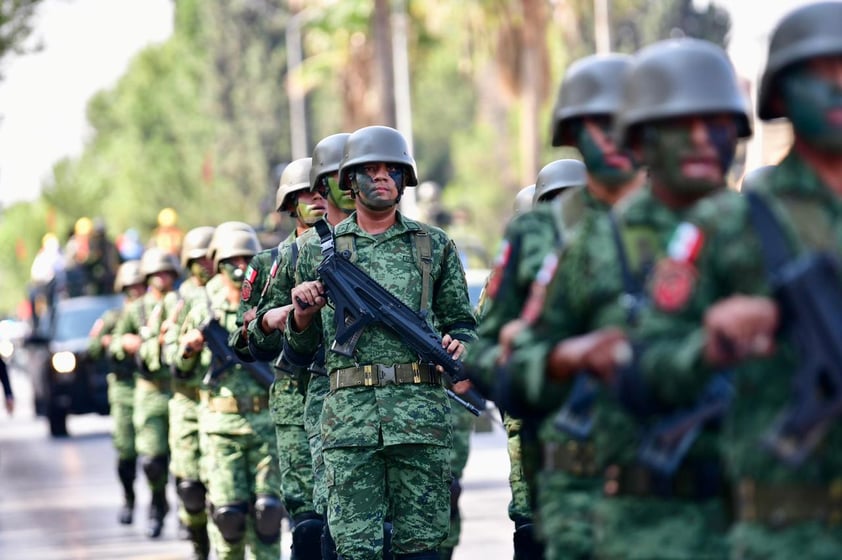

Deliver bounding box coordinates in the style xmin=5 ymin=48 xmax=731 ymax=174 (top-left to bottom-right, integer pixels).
xmin=378 ymin=365 xmax=397 ymax=386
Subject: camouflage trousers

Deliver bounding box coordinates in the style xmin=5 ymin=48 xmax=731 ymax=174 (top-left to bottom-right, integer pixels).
xmin=441 ymin=405 xmax=476 ymax=549
xmin=107 ymin=373 xmax=136 ymax=460
xmin=304 ymin=375 xmax=329 ymax=516
xmin=591 ymin=494 xmax=728 ymax=560
xmin=537 ymin=469 xmax=600 ymax=560
xmin=270 ymin=375 xmax=315 ymax=519
xmin=324 ymin=442 xmax=450 ymax=559
xmin=505 ymin=415 xmax=533 ymax=523
xmin=204 ymin=410 xmax=281 ymax=560
xmin=133 ymin=379 xmax=171 ymax=492
xmin=168 ymin=390 xmax=205 ymax=528
xmin=729 ymin=521 xmax=842 ymax=560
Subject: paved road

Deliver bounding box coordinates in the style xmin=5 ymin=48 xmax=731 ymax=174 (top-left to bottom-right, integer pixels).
xmin=0 ymin=366 xmax=515 ymax=559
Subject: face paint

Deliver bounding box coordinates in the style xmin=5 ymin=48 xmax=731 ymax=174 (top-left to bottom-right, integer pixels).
xmin=296 ymin=191 xmax=326 ymax=225
xmin=148 ymin=271 xmax=174 ymax=292
xmin=576 ymin=119 xmax=639 ymax=188
xmin=641 ymin=118 xmax=736 ymax=195
xmin=325 ymin=175 xmax=355 ymax=213
xmin=190 ymin=260 xmax=213 ymax=284
xmin=780 ymin=65 xmax=842 ymax=153
xmin=351 ymin=165 xmax=399 ymax=210
xmin=220 ymin=261 xmax=245 ymax=287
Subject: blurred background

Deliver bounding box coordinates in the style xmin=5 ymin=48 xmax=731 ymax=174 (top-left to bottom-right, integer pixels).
xmin=0 ymin=0 xmax=807 ymax=319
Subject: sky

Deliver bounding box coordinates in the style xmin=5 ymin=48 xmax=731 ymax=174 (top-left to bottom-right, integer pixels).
xmin=0 ymin=0 xmax=820 ymax=209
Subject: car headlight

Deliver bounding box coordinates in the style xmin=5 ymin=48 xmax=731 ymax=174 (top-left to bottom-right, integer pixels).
xmin=52 ymin=351 xmax=77 ymax=374
xmin=0 ymin=340 xmax=12 ymax=359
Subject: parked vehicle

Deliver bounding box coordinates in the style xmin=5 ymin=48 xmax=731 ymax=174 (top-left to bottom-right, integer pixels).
xmin=23 ymin=293 xmax=124 ymax=436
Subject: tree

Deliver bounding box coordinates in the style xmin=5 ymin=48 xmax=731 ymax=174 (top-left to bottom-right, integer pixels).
xmin=0 ymin=0 xmax=42 ymax=81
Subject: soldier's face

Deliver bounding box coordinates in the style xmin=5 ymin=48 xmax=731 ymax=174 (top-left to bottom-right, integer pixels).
xmin=296 ymin=190 xmax=327 ymax=225
xmin=351 ymin=162 xmax=402 ymax=210
xmin=124 ymin=283 xmax=146 ymax=300
xmin=148 ymin=271 xmax=176 ymax=292
xmin=319 ymin=173 xmax=356 ymax=213
xmin=220 ymin=256 xmax=249 ymax=287
xmin=642 ymin=115 xmax=737 ymax=195
xmin=780 ymin=56 xmax=842 ymax=153
xmin=577 ymin=117 xmax=638 ymax=188
xmin=189 ymin=257 xmax=214 ymax=284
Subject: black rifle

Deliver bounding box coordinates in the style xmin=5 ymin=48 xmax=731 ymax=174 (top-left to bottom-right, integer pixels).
xmin=747 ymin=191 xmax=842 ymax=466
xmin=201 ymin=317 xmax=274 ymax=390
xmin=307 ymin=221 xmax=485 ymax=416
xmin=552 ymin=374 xmax=598 ymax=441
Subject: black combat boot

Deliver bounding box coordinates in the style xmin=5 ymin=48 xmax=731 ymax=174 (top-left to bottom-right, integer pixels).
xmin=187 ymin=524 xmax=210 ymax=560
xmin=116 ymin=458 xmax=136 ymax=525
xmin=146 ymin=488 xmax=169 ymax=539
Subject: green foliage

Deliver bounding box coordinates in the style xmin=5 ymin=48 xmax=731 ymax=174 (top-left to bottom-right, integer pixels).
xmin=0 ymin=0 xmax=42 ymax=80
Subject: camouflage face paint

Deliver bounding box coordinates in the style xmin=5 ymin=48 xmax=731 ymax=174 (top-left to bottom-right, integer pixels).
xmin=296 ymin=191 xmax=327 ymax=226
xmin=780 ymin=65 xmax=842 ymax=153
xmin=352 ymin=165 xmax=399 ymax=210
xmin=642 ymin=118 xmax=736 ymax=195
xmin=220 ymin=261 xmax=245 ymax=287
xmin=576 ymin=119 xmax=639 ymax=188
xmin=190 ymin=259 xmax=213 ymax=284
xmin=325 ymin=174 xmax=355 ymax=213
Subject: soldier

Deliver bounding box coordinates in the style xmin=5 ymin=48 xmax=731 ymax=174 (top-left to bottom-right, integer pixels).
xmin=509 ymin=38 xmax=751 ymax=558
xmin=230 ymin=156 xmax=326 ymax=559
xmin=250 ymin=132 xmax=357 ymax=559
xmin=284 ymin=125 xmax=476 ymax=559
xmin=89 ymin=259 xmax=146 ymax=525
xmin=110 ymin=247 xmax=181 ymax=538
xmin=461 ymin=158 xmax=586 ymax=559
xmin=489 ymin=53 xmax=644 ymax=560
xmin=164 ymin=225 xmax=215 ymax=559
xmin=175 ymin=227 xmax=282 ymax=560
xmin=635 ymin=3 xmax=842 ymax=557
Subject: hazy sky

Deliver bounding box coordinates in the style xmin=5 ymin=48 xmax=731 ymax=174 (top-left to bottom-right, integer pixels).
xmin=0 ymin=0 xmax=818 ymax=208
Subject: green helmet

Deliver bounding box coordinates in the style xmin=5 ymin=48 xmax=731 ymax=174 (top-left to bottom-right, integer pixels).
xmin=513 ymin=184 xmax=536 ymax=214
xmin=114 ymin=259 xmax=144 ymax=292
xmin=180 ymin=226 xmax=215 ymax=269
xmin=206 ymin=221 xmax=255 ymax=264
xmin=339 ymin=126 xmax=418 ymax=189
xmin=758 ymin=2 xmax=842 ymax=121
xmin=551 ymin=54 xmax=633 ymax=147
xmin=533 ymin=159 xmax=587 ymax=205
xmin=740 ymin=165 xmax=776 ymax=191
xmin=275 ymin=157 xmax=313 ymax=213
xmin=140 ymin=247 xmax=180 ymax=278
xmin=210 ymin=228 xmax=261 ymax=271
xmin=615 ymin=38 xmax=752 ymax=148
xmin=310 ymin=133 xmax=351 ymax=189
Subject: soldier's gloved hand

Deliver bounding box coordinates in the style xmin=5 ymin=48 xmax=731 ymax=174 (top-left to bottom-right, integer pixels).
xmin=546 ymin=327 xmax=629 ymax=384
xmin=703 ymin=295 xmax=778 ymax=366
xmin=260 ymin=304 xmax=293 ymax=334
xmin=290 ymin=281 xmax=327 ymax=331
xmin=121 ymin=333 xmax=142 ymax=355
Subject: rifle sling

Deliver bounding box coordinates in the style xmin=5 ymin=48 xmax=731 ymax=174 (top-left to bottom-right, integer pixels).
xmin=746 ymin=190 xmax=796 ymax=277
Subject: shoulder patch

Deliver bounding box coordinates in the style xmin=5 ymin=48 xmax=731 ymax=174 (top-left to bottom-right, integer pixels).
xmin=485 ymin=240 xmax=512 ymax=300
xmin=240 ymin=279 xmax=253 ymax=302
xmin=651 ymin=258 xmax=697 ymax=312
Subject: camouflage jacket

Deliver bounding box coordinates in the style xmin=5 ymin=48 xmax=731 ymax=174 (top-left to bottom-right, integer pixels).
xmin=109 ymin=291 xmax=170 ymax=381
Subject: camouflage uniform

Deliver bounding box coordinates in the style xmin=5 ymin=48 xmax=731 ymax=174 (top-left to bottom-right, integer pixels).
xmin=439 ymin=403 xmax=475 ymax=556
xmin=286 ymin=209 xmax=476 ymax=559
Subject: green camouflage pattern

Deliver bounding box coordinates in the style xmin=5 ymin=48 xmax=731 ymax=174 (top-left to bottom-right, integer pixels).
xmin=304 ymin=374 xmax=329 ymax=516
xmin=637 ymin=152 xmax=842 ymax=557
xmin=509 ymin=184 xmax=728 ymax=558
xmin=441 ymin=404 xmax=476 ymax=549
xmin=287 ymin=211 xmax=476 ymax=556
xmin=504 ymin=415 xmax=532 ymax=523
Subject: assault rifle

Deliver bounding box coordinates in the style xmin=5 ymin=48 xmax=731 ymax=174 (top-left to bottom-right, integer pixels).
xmin=748 ymin=192 xmax=842 ymax=466
xmin=305 ymin=221 xmax=485 ymax=416
xmin=552 ymin=374 xmax=598 ymax=441
xmin=201 ymin=317 xmax=274 ymax=390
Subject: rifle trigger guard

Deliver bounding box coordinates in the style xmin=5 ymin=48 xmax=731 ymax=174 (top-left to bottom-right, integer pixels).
xmin=378 ymin=364 xmax=396 ymax=386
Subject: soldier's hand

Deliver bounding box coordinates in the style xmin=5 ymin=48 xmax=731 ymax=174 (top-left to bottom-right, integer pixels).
xmin=704 ymin=295 xmax=778 ymax=366
xmin=546 ymin=327 xmax=629 ymax=383
xmin=242 ymin=307 xmax=257 ymax=338
xmin=290 ymin=281 xmax=326 ymax=331
xmin=181 ymin=328 xmax=205 ymax=355
xmin=101 ymin=334 xmax=112 ymax=348
xmin=260 ymin=304 xmax=294 ymax=334
xmin=121 ymin=333 xmax=142 ymax=354
xmin=442 ymin=333 xmax=465 ymax=360
xmin=451 ymin=379 xmax=474 ymax=395
xmin=497 ymin=318 xmax=526 ymax=365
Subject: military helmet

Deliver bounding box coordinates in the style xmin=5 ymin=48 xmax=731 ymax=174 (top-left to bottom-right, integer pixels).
xmin=180 ymin=226 xmax=215 ymax=269
xmin=740 ymin=165 xmax=776 ymax=191
xmin=210 ymin=228 xmax=261 ymax=271
xmin=310 ymin=133 xmax=351 ymax=189
xmin=339 ymin=126 xmax=418 ymax=189
xmin=758 ymin=2 xmax=842 ymax=121
xmin=513 ymin=184 xmax=536 ymax=214
xmin=114 ymin=260 xmax=144 ymax=292
xmin=206 ymin=221 xmax=255 ymax=264
xmin=551 ymin=54 xmax=633 ymax=147
xmin=615 ymin=38 xmax=752 ymax=148
xmin=140 ymin=247 xmax=180 ymax=278
xmin=533 ymin=159 xmax=587 ymax=205
xmin=275 ymin=158 xmax=313 ymax=213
